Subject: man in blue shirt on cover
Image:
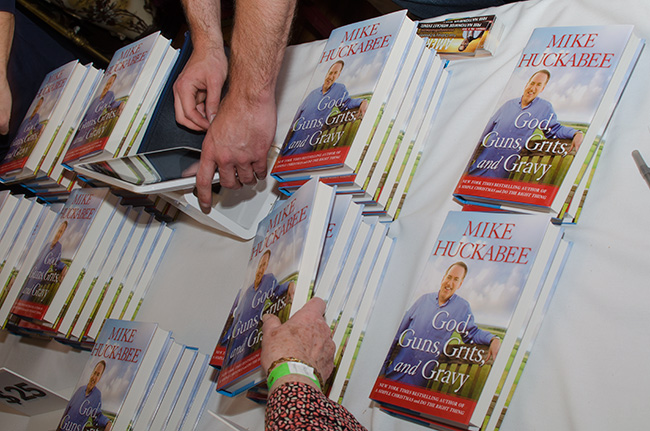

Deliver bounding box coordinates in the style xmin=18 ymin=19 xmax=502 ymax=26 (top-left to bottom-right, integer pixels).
xmin=57 ymin=360 xmax=112 ymax=431
xmin=225 ymin=249 xmax=294 ymax=366
xmin=381 ymin=262 xmax=501 ymax=389
xmin=467 ymin=69 xmax=584 ymax=179
xmin=17 ymin=220 xmax=68 ymax=305
xmin=280 ymin=60 xmax=368 ymax=157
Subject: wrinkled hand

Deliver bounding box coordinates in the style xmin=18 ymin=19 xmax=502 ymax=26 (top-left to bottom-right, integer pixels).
xmin=261 ymin=298 xmax=335 ymax=391
xmin=0 ymin=76 xmax=11 ymax=135
xmin=195 ymin=92 xmax=276 ymax=211
xmin=173 ymin=47 xmax=228 ymax=132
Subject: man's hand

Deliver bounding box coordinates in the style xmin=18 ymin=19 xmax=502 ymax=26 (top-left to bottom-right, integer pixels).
xmin=194 ymin=91 xmax=276 ymax=212
xmin=0 ymin=76 xmax=10 ymax=135
xmin=261 ymin=298 xmax=335 ymax=392
xmin=485 ymin=336 xmax=501 ymax=364
xmin=0 ymin=11 xmax=14 ymax=136
xmin=173 ymin=46 xmax=228 ymax=132
xmin=357 ymin=99 xmax=368 ymax=120
xmin=569 ymin=131 xmax=584 ymax=155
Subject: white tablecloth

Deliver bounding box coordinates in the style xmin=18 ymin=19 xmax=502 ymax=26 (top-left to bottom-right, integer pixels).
xmin=2 ymin=0 xmax=649 ymax=429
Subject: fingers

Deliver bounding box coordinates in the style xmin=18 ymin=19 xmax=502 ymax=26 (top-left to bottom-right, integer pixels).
xmin=262 ymin=313 xmax=282 ymax=333
xmin=173 ymin=81 xmax=211 ymax=131
xmin=252 ymin=159 xmax=268 ymax=182
xmin=204 ymin=81 xmax=222 ymax=123
xmin=297 ymin=297 xmax=327 ymax=319
xmin=195 ymin=154 xmax=219 ymax=213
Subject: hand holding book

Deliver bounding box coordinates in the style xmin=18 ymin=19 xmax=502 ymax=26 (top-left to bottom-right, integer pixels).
xmin=261 ymin=297 xmax=335 ymax=393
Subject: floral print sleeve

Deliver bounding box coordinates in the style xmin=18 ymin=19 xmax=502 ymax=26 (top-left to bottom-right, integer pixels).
xmin=265 ymin=382 xmax=368 ymax=431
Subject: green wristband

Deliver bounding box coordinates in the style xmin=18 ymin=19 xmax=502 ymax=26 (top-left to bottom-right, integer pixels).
xmin=267 ymin=361 xmax=321 ymax=390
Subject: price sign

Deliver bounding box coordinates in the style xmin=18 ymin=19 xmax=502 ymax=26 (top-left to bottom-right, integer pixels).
xmin=0 ymin=368 xmax=69 ymax=416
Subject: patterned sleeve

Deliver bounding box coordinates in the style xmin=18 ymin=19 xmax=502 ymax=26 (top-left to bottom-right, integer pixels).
xmin=265 ymin=382 xmax=368 ymax=431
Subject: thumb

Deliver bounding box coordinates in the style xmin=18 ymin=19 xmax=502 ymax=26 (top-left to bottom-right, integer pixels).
xmin=262 ymin=313 xmax=281 ymax=332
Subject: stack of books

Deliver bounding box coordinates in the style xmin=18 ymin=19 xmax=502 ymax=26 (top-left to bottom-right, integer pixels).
xmin=453 ymin=24 xmax=644 ymax=222
xmin=0 ymin=31 xmax=179 ymax=201
xmin=269 ymin=10 xmax=450 ymax=221
xmin=57 ymin=318 xmax=216 ymax=431
xmin=62 ymin=31 xmax=178 ymax=168
xmin=370 ymin=210 xmax=572 ymax=431
xmin=0 ymin=188 xmax=174 ymax=349
xmin=0 ymin=60 xmax=101 ymax=194
xmin=210 ymin=179 xmax=395 ymax=405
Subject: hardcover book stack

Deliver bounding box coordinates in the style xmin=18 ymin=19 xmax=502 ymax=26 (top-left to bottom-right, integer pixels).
xmin=370 ymin=210 xmax=572 ymax=431
xmin=0 ymin=60 xmax=102 ymax=194
xmin=0 ymin=188 xmax=174 ymax=349
xmin=211 ymin=184 xmax=396 ymax=405
xmin=56 ymin=318 xmax=216 ymax=431
xmin=214 ymin=178 xmax=336 ymax=395
xmin=0 ymin=31 xmax=179 ymax=201
xmin=270 ymin=10 xmax=451 ymax=221
xmin=62 ymin=31 xmax=178 ymax=168
xmin=453 ymin=25 xmax=644 ymax=221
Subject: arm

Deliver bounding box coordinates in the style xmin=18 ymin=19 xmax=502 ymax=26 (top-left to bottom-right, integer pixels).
xmin=173 ymin=0 xmax=228 ymax=132
xmin=461 ymin=308 xmax=500 ymax=364
xmin=0 ymin=10 xmax=14 ymax=135
xmin=194 ymin=0 xmax=297 ymax=209
xmin=543 ymin=104 xmax=583 ymax=153
xmin=262 ymin=298 xmax=367 ymax=430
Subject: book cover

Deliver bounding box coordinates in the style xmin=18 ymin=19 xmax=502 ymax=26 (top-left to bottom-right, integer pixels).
xmin=0 ymin=200 xmax=45 ymax=280
xmin=271 ymin=10 xmax=414 ymax=178
xmin=10 ymin=188 xmax=118 ymax=324
xmin=370 ymin=211 xmax=561 ymax=429
xmin=128 ymin=341 xmax=184 ymax=430
xmin=0 ymin=207 xmax=62 ymax=327
xmin=63 ymin=32 xmax=167 ymax=165
xmin=0 ymin=61 xmax=86 ymax=178
xmin=381 ymin=69 xmax=451 ymax=220
xmin=481 ymin=239 xmax=571 ymax=431
xmin=120 ymin=45 xmax=179 ymax=156
xmin=453 ymin=25 xmax=642 ymax=213
xmin=217 ymin=178 xmax=335 ymax=395
xmin=55 ymin=319 xmax=159 ymax=431
xmin=417 ymin=15 xmax=502 ymax=58
xmin=108 ymin=326 xmax=173 ymax=431
xmin=27 ymin=65 xmax=103 ymax=187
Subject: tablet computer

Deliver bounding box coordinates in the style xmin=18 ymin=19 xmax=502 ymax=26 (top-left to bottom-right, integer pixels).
xmin=74 ymin=147 xmax=218 ymax=194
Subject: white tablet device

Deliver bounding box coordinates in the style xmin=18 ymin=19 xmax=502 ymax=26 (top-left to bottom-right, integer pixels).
xmin=74 ymin=147 xmax=218 ymax=194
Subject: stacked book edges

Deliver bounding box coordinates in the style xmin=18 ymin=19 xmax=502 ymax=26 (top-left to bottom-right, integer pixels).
xmin=0 ymin=187 xmax=174 ymax=350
